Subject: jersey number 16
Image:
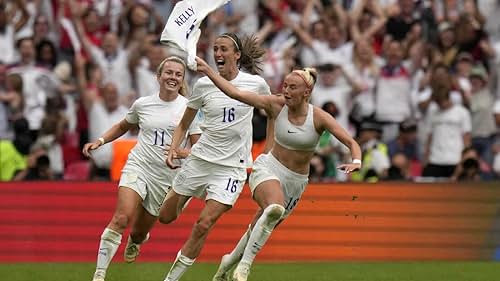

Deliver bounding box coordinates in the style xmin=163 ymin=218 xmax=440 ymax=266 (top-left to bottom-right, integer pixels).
xmin=222 ymin=107 xmax=235 ymax=122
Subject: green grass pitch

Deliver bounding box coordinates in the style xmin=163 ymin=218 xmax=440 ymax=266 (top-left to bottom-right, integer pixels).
xmin=0 ymin=262 xmax=498 ymax=281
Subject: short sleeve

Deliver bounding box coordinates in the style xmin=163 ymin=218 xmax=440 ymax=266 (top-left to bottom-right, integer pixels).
xmin=257 ymin=78 xmax=272 ymax=96
xmin=125 ymin=100 xmax=139 ymax=124
xmin=188 ymin=110 xmax=203 ymax=135
xmin=187 ymin=80 xmax=205 ymax=110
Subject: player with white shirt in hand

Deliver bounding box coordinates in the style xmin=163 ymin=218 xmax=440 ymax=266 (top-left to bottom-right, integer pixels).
xmin=158 ymin=33 xmax=273 ymax=281
xmin=82 ymin=56 xmax=201 ymax=281
xmin=195 ymin=56 xmax=362 ymax=281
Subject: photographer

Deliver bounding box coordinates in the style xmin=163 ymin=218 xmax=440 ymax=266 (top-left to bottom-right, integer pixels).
xmin=450 ymin=147 xmax=481 ymax=181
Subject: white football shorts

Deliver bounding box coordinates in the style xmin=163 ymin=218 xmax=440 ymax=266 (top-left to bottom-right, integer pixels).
xmin=249 ymin=153 xmax=309 ymax=217
xmin=172 ymin=155 xmax=247 ymax=206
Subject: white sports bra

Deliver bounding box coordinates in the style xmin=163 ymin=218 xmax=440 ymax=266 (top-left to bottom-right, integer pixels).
xmin=274 ymin=104 xmax=321 ymax=151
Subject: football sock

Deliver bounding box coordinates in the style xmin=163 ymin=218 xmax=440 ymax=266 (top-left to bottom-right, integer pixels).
xmin=240 ymin=204 xmax=285 ymax=267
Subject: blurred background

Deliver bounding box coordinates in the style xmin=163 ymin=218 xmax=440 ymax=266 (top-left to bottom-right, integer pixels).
xmin=1 ymin=1 xmax=500 ymax=279
xmin=0 ymin=0 xmax=500 ymax=183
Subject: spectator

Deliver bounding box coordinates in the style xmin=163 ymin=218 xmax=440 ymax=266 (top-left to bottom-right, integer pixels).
xmin=83 ymin=82 xmax=129 ymax=180
xmin=132 ymin=40 xmax=167 ymax=98
xmin=0 ymin=118 xmax=33 ymax=181
xmin=374 ymin=40 xmax=412 ymax=142
xmin=423 ymin=87 xmax=472 ymax=179
xmin=24 ymin=154 xmax=53 ymax=181
xmin=74 ymin=5 xmax=139 ymax=100
xmin=120 ymin=3 xmax=163 ymax=47
xmin=466 ymin=65 xmax=496 ymax=164
xmin=349 ymin=0 xmax=387 ymax=43
xmin=0 ymin=118 xmax=37 ymax=181
xmin=8 ymin=37 xmax=59 ymax=139
xmin=454 ymin=52 xmax=474 ymax=96
xmin=0 ymin=0 xmax=29 ymax=65
xmin=433 ymin=21 xmax=458 ymax=67
xmin=0 ymin=72 xmax=24 ymax=139
xmin=32 ymin=14 xmax=58 ymax=46
xmin=351 ymin=120 xmax=390 ymax=182
xmin=311 ymin=63 xmax=358 ymax=130
xmin=344 ymin=39 xmax=381 ymax=129
xmin=450 ymin=146 xmax=481 ymax=181
xmin=385 ymin=152 xmax=410 ymax=181
xmin=35 ymin=39 xmax=59 ymax=70
xmin=31 ymin=97 xmax=68 ymax=179
xmin=416 ymin=64 xmax=464 ymax=160
xmin=455 ymin=13 xmax=495 ymax=66
xmin=385 ymin=0 xmax=420 ymax=41
xmin=387 ymin=119 xmax=418 ymax=160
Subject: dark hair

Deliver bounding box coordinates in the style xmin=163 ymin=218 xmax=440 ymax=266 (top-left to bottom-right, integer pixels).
xmin=13 ymin=118 xmax=29 ymax=134
xmin=13 ymin=135 xmax=33 ymax=155
xmin=15 ymin=37 xmax=34 ymax=49
xmin=219 ymin=33 xmax=265 ymax=75
xmin=36 ymin=39 xmax=58 ymax=68
xmin=36 ymin=154 xmax=51 ymax=167
xmin=461 ymin=146 xmax=476 ymax=156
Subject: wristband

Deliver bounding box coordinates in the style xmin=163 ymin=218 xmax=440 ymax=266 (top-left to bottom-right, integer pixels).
xmin=352 ymin=159 xmax=362 ymax=165
xmin=98 ymin=137 xmax=105 ymax=146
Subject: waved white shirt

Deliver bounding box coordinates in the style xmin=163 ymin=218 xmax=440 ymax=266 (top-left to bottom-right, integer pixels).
xmin=160 ymin=0 xmax=230 ymax=70
xmin=124 ymin=94 xmax=201 ymax=183
xmin=188 ymin=71 xmax=270 ymax=168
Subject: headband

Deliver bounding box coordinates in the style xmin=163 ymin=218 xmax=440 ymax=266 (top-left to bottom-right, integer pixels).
xmin=220 ymin=34 xmax=240 ymax=51
xmin=292 ymin=70 xmax=313 ymax=89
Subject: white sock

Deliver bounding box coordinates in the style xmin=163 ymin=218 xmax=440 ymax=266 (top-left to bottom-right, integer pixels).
xmin=164 ymin=250 xmax=195 ymax=281
xmin=95 ymin=228 xmax=122 ymax=278
xmin=224 ymin=225 xmax=252 ymax=265
xmin=240 ymin=204 xmax=285 ymax=267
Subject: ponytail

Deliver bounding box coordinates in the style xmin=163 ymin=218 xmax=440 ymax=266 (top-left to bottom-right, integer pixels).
xmin=219 ymin=33 xmax=265 ymax=75
xmin=292 ymin=67 xmax=318 ymax=89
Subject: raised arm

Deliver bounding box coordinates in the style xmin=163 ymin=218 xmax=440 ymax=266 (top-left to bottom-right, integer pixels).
xmin=9 ymin=0 xmax=30 ymax=32
xmin=195 ymin=57 xmax=280 ymax=113
xmin=315 ymin=107 xmax=362 ymax=173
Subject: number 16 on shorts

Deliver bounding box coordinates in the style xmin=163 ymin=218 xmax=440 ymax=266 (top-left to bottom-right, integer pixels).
xmin=225 ymin=178 xmax=239 ymax=193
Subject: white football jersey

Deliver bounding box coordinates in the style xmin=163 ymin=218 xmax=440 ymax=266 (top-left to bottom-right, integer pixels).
xmin=125 ymin=94 xmax=202 ymax=181
xmin=188 ymin=71 xmax=271 ymax=168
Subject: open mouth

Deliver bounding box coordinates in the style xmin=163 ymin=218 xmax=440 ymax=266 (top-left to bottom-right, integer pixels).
xmin=166 ymin=81 xmax=177 ymax=87
xmin=216 ymin=59 xmax=225 ymax=68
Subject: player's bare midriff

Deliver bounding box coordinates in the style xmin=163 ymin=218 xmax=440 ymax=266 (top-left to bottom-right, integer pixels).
xmin=271 ymin=142 xmax=314 ymax=175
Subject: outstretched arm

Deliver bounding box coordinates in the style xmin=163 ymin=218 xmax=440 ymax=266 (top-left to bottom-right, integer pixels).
xmin=315 ymin=108 xmax=362 ymax=173
xmin=195 ymin=57 xmax=279 ymax=113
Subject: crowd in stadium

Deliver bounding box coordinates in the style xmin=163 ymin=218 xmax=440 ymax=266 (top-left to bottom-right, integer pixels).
xmin=1 ymin=0 xmax=500 ymax=182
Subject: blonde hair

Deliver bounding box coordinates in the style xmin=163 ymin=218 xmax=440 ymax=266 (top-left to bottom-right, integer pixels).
xmin=292 ymin=67 xmax=318 ymax=89
xmin=156 ymin=56 xmax=189 ymax=97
